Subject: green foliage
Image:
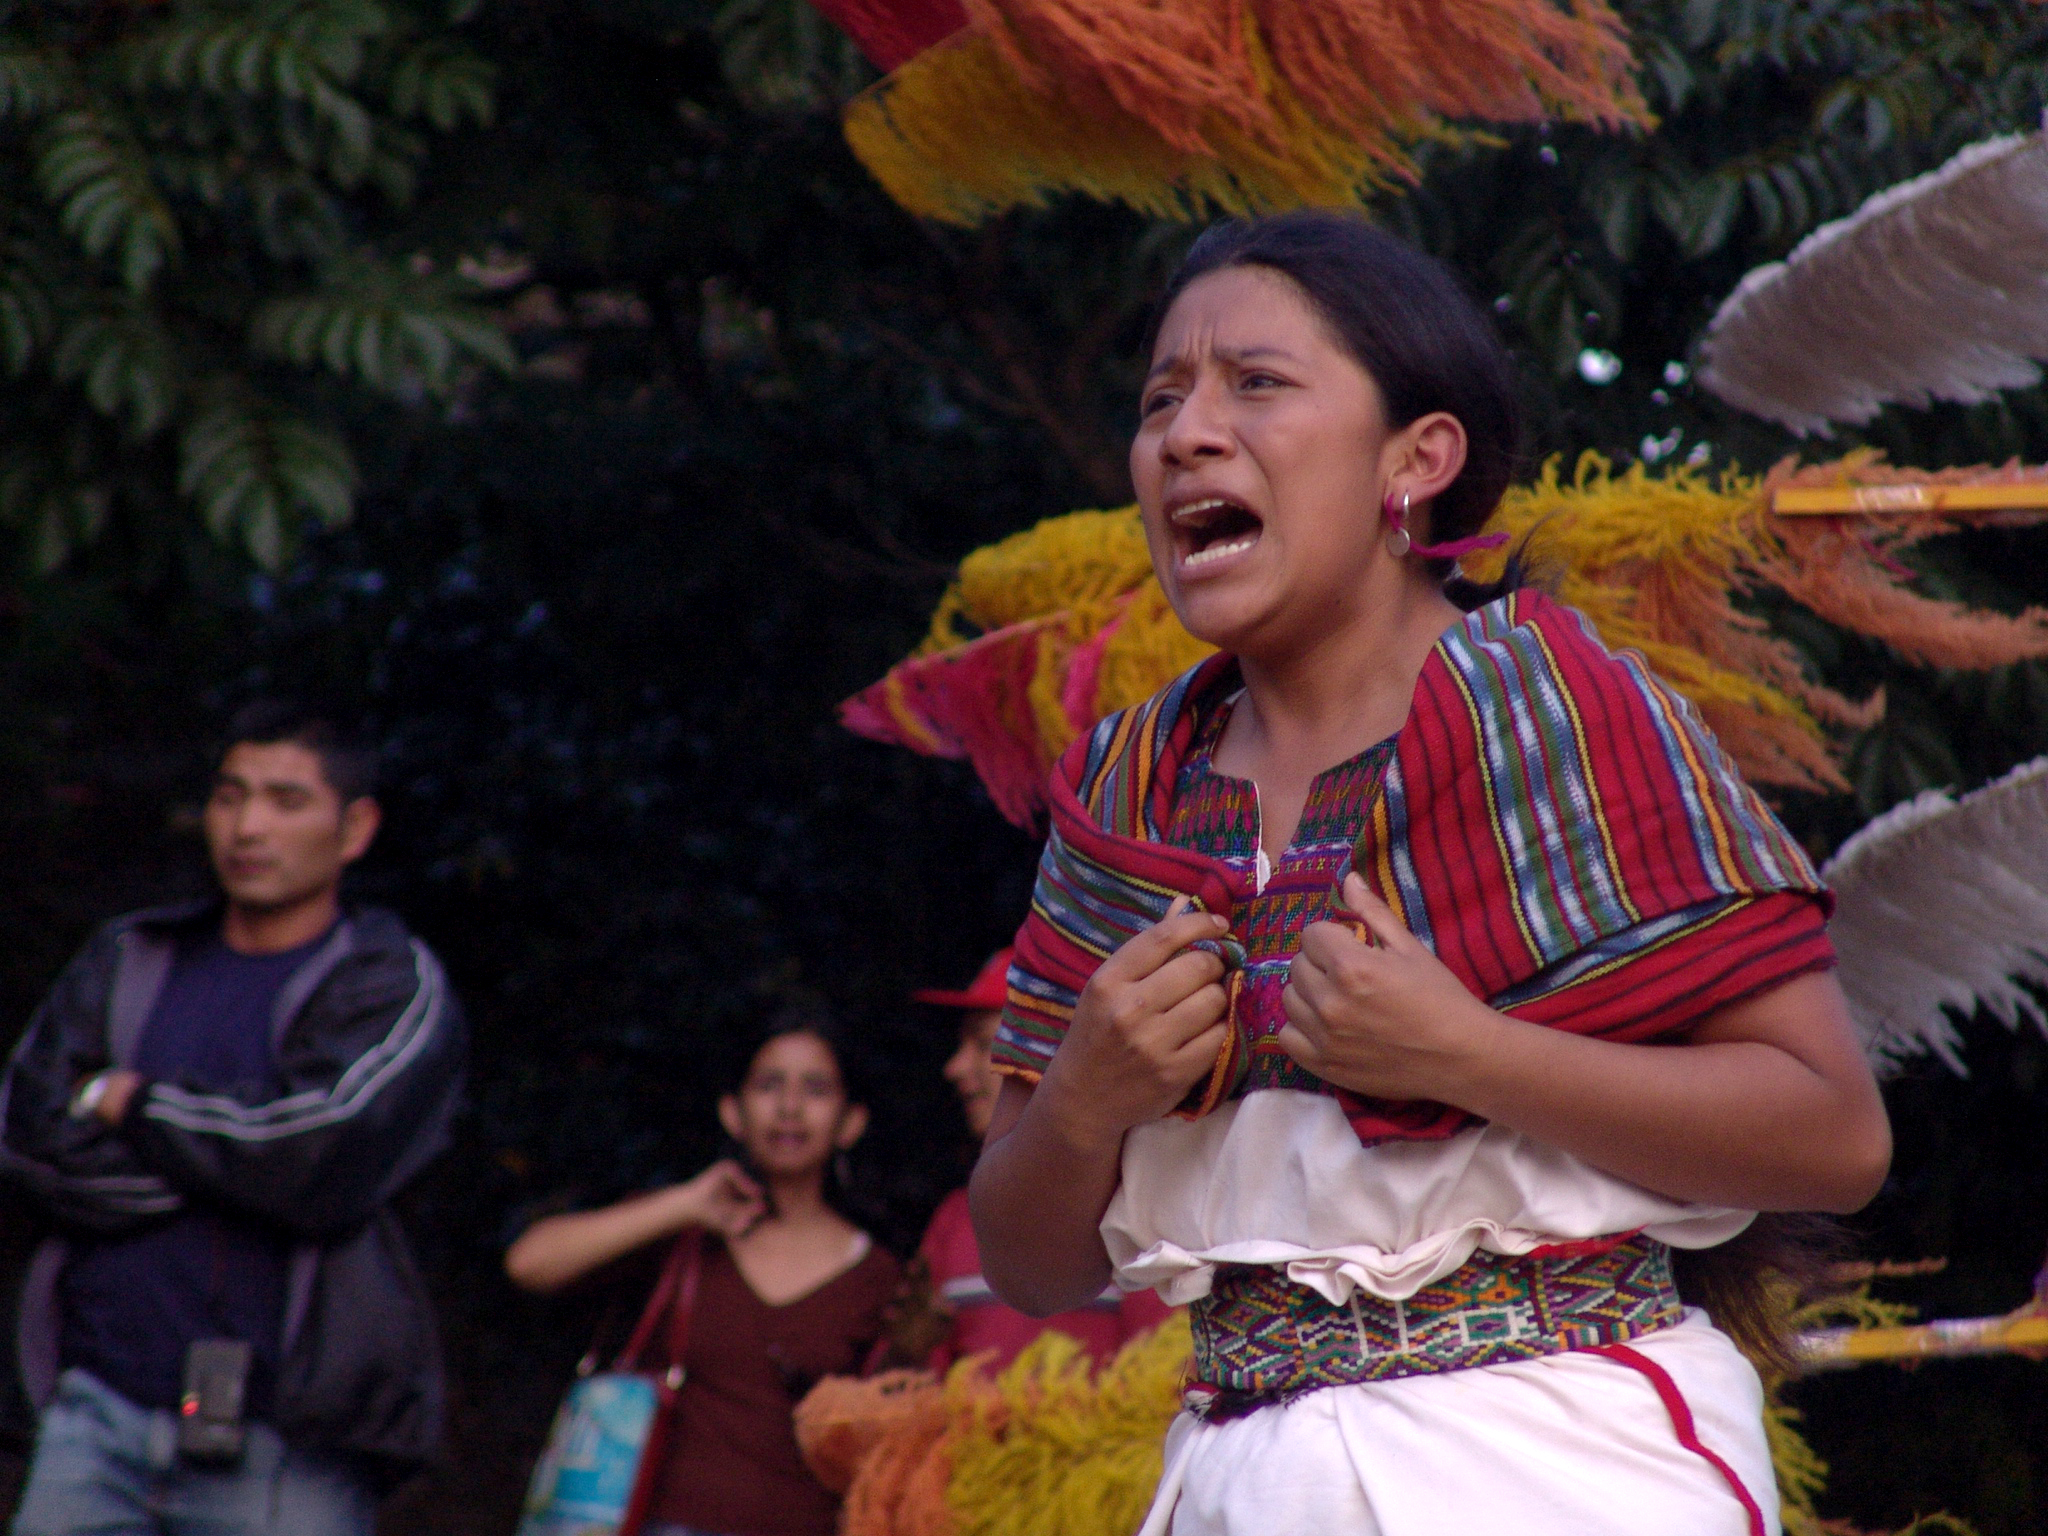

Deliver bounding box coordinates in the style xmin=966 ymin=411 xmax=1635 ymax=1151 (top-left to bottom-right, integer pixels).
xmin=178 ymin=390 xmax=355 ymax=568
xmin=251 ymin=258 xmax=516 ymax=394
xmin=37 ymin=107 xmax=181 ymax=291
xmin=712 ymin=0 xmax=870 ymax=112
xmin=0 ymin=0 xmax=509 ymax=569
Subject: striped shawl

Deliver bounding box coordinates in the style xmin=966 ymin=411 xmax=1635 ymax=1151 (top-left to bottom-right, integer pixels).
xmin=991 ymin=589 xmax=1835 ymax=1146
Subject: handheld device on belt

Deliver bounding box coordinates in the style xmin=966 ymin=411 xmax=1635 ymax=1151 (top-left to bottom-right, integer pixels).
xmin=178 ymin=1339 xmax=251 ymax=1463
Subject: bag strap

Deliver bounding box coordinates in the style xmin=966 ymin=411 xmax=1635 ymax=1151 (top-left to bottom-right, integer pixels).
xmin=615 ymin=1229 xmax=704 ymax=1378
xmin=661 ymin=1233 xmax=707 ymax=1386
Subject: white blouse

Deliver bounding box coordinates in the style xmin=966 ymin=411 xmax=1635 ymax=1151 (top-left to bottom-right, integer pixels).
xmin=1102 ymin=1089 xmax=1755 ymax=1308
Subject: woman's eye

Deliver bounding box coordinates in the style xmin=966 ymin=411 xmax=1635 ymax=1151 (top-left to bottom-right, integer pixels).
xmin=1140 ymin=391 xmax=1178 ymax=417
xmin=1240 ymin=372 xmax=1282 ymax=391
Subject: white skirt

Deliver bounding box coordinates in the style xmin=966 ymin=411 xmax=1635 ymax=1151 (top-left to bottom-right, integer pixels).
xmin=1137 ymin=1309 xmax=1776 ymax=1536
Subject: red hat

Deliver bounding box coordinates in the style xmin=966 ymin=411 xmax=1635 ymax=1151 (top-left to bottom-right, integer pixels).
xmin=913 ymin=948 xmax=1013 ymax=1011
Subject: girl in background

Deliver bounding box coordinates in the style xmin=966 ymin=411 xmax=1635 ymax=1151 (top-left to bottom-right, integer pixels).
xmin=508 ymin=1011 xmax=897 ymax=1536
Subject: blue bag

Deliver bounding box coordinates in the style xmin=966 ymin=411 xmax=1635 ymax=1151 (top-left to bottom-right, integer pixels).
xmin=517 ymin=1232 xmax=704 ymax=1536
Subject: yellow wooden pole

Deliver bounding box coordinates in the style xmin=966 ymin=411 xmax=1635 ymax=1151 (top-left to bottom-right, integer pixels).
xmin=1772 ymin=483 xmax=2048 ymax=516
xmin=1797 ymin=1311 xmax=2048 ymax=1372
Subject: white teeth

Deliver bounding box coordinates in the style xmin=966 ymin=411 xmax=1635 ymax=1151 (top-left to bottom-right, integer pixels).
xmin=1170 ymin=497 xmax=1232 ymax=525
xmin=1183 ymin=536 xmax=1257 ymax=568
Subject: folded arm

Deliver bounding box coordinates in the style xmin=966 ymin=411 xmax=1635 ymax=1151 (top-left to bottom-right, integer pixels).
xmin=0 ymin=931 xmax=182 ymax=1235
xmin=121 ymin=942 xmax=466 ymax=1236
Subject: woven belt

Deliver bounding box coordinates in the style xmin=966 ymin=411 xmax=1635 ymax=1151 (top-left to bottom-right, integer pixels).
xmin=1186 ymin=1234 xmax=1683 ymax=1415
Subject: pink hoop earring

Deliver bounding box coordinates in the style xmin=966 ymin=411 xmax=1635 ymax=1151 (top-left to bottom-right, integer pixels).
xmin=1382 ymin=488 xmax=1512 ymax=564
xmin=1383 ymin=489 xmax=1412 ymax=559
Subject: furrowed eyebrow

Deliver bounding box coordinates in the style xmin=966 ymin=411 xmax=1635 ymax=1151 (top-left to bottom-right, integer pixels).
xmin=1145 ymin=344 xmax=1301 ymax=383
xmin=1218 ymin=345 xmax=1300 ymax=367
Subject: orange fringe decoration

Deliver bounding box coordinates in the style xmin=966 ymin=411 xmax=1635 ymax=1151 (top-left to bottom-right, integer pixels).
xmin=1469 ymin=454 xmax=1876 ymax=793
xmin=840 ymin=0 xmax=1647 ymax=222
xmin=1762 ymin=456 xmax=2048 ymax=671
xmin=793 ymin=1368 xmax=946 ymax=1496
xmin=798 ymin=1318 xmax=1194 ymax=1536
xmin=844 ymin=456 xmax=2048 ymax=824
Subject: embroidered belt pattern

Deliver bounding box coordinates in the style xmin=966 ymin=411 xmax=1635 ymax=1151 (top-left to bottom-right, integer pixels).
xmin=1187 ymin=1234 xmax=1682 ymax=1410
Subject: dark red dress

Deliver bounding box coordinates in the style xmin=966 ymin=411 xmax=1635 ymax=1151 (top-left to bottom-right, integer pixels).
xmin=651 ymin=1235 xmax=898 ymax=1536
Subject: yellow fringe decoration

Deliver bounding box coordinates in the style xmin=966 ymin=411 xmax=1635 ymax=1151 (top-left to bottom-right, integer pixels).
xmin=1468 ymin=451 xmax=2048 ymax=792
xmin=925 ymin=506 xmax=1155 ymax=647
xmin=947 ymin=1316 xmax=1192 ymax=1536
xmin=1093 ymin=579 xmax=1216 ymax=734
xmin=845 ymin=455 xmax=2048 ymax=823
xmin=843 ymin=0 xmax=1645 ymax=223
xmin=809 ymin=1314 xmax=1193 ymax=1536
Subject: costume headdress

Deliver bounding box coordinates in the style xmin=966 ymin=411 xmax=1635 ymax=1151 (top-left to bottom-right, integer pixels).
xmin=842 ymin=460 xmax=2048 ymax=825
xmin=805 ymin=0 xmax=1648 ymax=222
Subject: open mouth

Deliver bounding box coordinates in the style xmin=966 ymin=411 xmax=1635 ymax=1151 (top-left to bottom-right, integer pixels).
xmin=1170 ymin=496 xmax=1263 ymax=571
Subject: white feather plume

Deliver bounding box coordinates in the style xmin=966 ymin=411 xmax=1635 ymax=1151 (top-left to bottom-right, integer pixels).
xmin=1823 ymin=755 xmax=2048 ymax=1072
xmin=1699 ymin=126 xmax=2048 ymax=435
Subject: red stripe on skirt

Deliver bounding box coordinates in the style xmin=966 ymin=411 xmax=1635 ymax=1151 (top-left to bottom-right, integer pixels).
xmin=1588 ymin=1343 xmax=1768 ymax=1536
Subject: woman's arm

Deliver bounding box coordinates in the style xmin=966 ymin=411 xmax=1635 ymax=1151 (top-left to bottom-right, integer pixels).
xmin=969 ymin=904 xmax=1231 ymax=1316
xmin=1280 ymin=874 xmax=1891 ymax=1213
xmin=505 ymin=1160 xmax=764 ymax=1294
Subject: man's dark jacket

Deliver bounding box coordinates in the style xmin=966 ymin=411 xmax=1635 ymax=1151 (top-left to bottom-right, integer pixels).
xmin=0 ymin=899 xmax=465 ymax=1482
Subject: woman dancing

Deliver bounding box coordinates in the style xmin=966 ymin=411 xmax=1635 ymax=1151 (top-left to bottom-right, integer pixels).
xmin=969 ymin=211 xmax=1890 ymax=1535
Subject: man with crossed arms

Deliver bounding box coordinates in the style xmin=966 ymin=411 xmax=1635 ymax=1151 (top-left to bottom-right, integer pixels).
xmin=1 ymin=703 xmax=464 ymax=1536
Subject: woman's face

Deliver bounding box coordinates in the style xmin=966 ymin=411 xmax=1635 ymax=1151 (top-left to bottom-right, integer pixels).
xmin=1131 ymin=265 xmax=1408 ymax=659
xmin=719 ymin=1030 xmax=866 ymax=1180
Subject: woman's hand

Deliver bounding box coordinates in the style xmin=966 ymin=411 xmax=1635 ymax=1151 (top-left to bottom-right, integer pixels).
xmin=1278 ymin=872 xmax=1495 ymax=1102
xmin=669 ymin=1158 xmax=767 ymax=1238
xmin=505 ymin=1159 xmax=766 ymax=1294
xmin=1282 ymin=873 xmax=1890 ymax=1212
xmin=970 ymin=898 xmax=1230 ymax=1317
xmin=1038 ymin=898 xmax=1232 ymax=1146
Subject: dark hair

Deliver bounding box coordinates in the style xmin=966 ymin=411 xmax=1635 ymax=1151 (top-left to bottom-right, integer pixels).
xmin=730 ymin=1001 xmax=867 ymax=1107
xmin=727 ymin=1002 xmax=877 ymax=1224
xmin=1150 ymin=210 xmax=1524 ymax=607
xmin=223 ymin=700 xmax=379 ymax=802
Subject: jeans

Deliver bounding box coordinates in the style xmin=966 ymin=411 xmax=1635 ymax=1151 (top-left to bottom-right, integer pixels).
xmin=10 ymin=1369 xmax=375 ymax=1536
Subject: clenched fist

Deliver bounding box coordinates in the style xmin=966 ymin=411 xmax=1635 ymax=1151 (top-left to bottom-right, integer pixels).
xmin=1040 ymin=897 xmax=1233 ymax=1143
xmin=1278 ymin=872 xmax=1498 ymax=1104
